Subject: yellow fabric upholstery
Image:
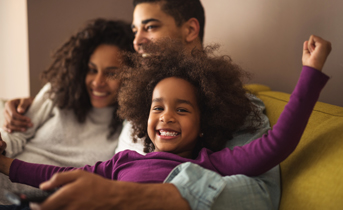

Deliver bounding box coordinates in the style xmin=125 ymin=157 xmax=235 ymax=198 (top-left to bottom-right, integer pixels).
xmin=245 ymin=84 xmax=343 ymax=210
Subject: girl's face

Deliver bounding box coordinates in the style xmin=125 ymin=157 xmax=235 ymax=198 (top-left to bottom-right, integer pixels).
xmin=148 ymin=77 xmax=201 ymax=158
xmin=85 ymin=44 xmax=122 ymax=108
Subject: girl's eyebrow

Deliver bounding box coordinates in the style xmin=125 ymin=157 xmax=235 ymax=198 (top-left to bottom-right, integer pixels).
xmin=152 ymin=98 xmax=195 ymax=108
xmin=176 ymin=99 xmax=195 ymax=108
xmin=152 ymin=98 xmax=163 ymax=103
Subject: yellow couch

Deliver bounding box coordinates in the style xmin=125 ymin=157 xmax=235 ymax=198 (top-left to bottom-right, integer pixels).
xmin=246 ymin=84 xmax=343 ymax=210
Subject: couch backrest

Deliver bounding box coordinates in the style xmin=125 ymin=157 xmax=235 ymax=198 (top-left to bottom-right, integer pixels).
xmin=251 ymin=86 xmax=343 ymax=210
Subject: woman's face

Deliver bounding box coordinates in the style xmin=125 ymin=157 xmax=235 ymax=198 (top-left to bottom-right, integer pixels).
xmin=85 ymin=44 xmax=122 ymax=108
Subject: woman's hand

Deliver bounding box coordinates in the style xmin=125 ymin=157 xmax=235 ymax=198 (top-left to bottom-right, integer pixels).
xmin=302 ymin=35 xmax=332 ymax=72
xmin=3 ymin=97 xmax=34 ymax=133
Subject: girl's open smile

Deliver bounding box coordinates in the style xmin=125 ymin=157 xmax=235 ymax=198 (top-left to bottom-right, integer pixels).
xmin=157 ymin=129 xmax=180 ymax=139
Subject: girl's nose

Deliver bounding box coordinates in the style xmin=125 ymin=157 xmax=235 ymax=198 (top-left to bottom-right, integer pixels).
xmin=159 ymin=112 xmax=175 ymax=123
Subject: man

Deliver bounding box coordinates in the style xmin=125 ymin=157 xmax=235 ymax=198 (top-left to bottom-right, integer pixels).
xmin=4 ymin=1 xmax=280 ymax=209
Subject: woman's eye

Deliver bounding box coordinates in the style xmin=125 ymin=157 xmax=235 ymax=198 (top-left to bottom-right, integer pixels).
xmin=88 ymin=68 xmax=97 ymax=74
xmin=106 ymin=72 xmax=116 ymax=78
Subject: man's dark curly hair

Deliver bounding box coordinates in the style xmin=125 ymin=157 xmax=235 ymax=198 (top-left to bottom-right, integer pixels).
xmin=133 ymin=0 xmax=205 ymax=43
xmin=40 ymin=18 xmax=135 ymax=138
xmin=117 ymin=40 xmax=261 ymax=156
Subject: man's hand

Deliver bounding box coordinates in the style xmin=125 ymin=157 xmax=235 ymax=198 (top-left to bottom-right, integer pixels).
xmin=302 ymin=35 xmax=332 ymax=71
xmin=30 ymin=170 xmax=191 ymax=210
xmin=3 ymin=97 xmax=34 ymax=133
xmin=30 ymin=170 xmax=120 ymax=210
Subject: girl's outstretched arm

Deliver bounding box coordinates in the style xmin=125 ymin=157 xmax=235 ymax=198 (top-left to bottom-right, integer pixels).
xmin=303 ymin=35 xmax=332 ymax=71
xmin=209 ymin=35 xmax=331 ymax=176
xmin=0 ymin=132 xmax=14 ymax=175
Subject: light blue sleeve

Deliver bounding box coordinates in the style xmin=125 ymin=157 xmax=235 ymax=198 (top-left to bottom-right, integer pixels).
xmin=164 ymin=95 xmax=281 ymax=210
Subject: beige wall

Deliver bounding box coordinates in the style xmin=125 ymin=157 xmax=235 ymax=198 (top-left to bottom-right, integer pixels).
xmin=27 ymin=0 xmax=134 ymax=97
xmin=202 ymin=0 xmax=343 ymax=107
xmin=0 ymin=0 xmax=30 ymax=99
xmin=2 ymin=0 xmax=342 ymax=106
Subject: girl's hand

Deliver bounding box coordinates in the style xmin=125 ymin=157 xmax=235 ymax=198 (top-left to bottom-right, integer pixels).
xmin=0 ymin=132 xmax=14 ymax=175
xmin=0 ymin=132 xmax=6 ymax=154
xmin=302 ymin=35 xmax=332 ymax=72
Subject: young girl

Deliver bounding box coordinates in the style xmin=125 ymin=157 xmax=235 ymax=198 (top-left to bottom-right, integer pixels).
xmin=0 ymin=36 xmax=331 ymax=187
xmin=0 ymin=19 xmax=134 ymax=204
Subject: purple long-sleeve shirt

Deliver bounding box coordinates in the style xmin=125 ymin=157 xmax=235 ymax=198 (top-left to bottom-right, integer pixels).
xmin=9 ymin=66 xmax=329 ymax=188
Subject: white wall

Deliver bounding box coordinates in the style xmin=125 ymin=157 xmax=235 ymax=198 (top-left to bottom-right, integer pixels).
xmin=202 ymin=0 xmax=343 ymax=107
xmin=0 ymin=0 xmax=30 ymax=99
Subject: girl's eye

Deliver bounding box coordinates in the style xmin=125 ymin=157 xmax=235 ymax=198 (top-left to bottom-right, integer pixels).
xmin=177 ymin=108 xmax=188 ymax=113
xmin=153 ymin=107 xmax=163 ymax=111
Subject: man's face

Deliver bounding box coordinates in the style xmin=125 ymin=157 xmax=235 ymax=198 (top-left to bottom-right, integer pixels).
xmin=132 ymin=3 xmax=184 ymax=55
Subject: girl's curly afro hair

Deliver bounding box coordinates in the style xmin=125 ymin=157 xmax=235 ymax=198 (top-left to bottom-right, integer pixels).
xmin=118 ymin=39 xmax=262 ymax=156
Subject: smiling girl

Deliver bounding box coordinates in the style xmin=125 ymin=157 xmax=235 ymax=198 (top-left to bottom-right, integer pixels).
xmin=0 ymin=35 xmax=331 ymax=187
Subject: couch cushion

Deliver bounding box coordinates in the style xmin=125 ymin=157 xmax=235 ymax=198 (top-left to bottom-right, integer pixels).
xmin=254 ymin=88 xmax=343 ymax=210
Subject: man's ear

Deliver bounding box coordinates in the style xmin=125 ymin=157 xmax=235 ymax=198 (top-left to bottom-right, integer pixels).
xmin=183 ymin=18 xmax=200 ymax=43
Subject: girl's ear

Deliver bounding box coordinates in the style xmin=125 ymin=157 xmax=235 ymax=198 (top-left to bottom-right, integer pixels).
xmin=182 ymin=18 xmax=200 ymax=43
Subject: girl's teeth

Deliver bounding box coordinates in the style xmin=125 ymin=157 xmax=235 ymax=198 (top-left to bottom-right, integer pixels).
xmin=93 ymin=91 xmax=107 ymax=96
xmin=160 ymin=131 xmax=178 ymax=136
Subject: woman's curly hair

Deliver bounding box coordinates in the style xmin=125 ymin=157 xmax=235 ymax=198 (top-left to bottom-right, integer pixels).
xmin=117 ymin=40 xmax=262 ymax=156
xmin=40 ymin=18 xmax=135 ymax=138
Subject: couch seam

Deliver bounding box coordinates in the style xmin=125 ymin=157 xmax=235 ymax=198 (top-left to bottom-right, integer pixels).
xmin=258 ymin=94 xmax=343 ymax=117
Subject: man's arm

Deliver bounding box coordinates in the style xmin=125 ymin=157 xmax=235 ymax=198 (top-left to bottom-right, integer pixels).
xmin=166 ymin=162 xmax=279 ymax=210
xmin=32 ymin=170 xmax=191 ymax=210
xmin=3 ymin=97 xmax=34 ymax=133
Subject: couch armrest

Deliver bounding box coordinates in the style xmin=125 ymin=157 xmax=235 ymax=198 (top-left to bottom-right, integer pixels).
xmin=248 ymin=84 xmax=343 ymax=210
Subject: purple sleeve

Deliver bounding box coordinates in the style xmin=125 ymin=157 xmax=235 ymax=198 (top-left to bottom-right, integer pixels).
xmin=210 ymin=66 xmax=329 ymax=176
xmin=9 ymin=154 xmax=121 ymax=188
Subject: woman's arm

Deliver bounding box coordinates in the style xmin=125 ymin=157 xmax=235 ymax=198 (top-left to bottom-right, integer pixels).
xmin=1 ymin=83 xmax=54 ymax=157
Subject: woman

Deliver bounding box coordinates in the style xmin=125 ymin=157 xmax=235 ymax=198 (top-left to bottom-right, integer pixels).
xmin=0 ymin=18 xmax=134 ymax=205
